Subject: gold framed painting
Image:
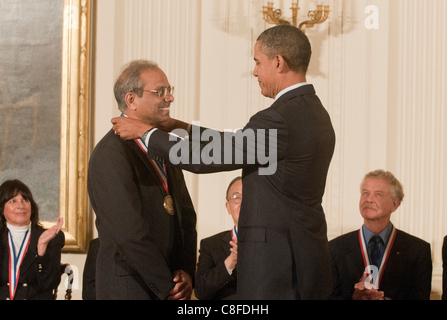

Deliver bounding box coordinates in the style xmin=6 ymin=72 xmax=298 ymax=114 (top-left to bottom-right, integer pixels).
xmin=0 ymin=0 xmax=94 ymax=253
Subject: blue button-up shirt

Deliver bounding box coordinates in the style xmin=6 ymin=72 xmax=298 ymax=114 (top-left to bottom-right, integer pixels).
xmin=362 ymin=223 xmax=394 ymax=267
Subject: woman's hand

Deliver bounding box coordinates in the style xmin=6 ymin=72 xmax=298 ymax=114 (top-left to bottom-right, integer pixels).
xmin=37 ymin=217 xmax=63 ymax=257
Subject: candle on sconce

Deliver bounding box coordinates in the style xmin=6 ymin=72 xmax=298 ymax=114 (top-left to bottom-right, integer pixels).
xmin=262 ymin=0 xmax=330 ymax=31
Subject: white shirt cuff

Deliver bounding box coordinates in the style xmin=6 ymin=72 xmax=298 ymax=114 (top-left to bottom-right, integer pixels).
xmin=143 ymin=128 xmax=158 ymax=146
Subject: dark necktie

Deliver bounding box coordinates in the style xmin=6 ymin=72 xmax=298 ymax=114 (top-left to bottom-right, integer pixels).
xmin=369 ymin=235 xmax=383 ymax=268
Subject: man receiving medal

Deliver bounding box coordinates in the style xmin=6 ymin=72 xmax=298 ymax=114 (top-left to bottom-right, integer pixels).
xmin=88 ymin=60 xmax=197 ymax=300
xmin=329 ymin=170 xmax=432 ymax=300
xmin=111 ymin=25 xmax=336 ymax=300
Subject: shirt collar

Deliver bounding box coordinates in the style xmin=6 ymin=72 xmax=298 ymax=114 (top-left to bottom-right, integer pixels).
xmin=274 ymin=82 xmax=308 ymax=102
xmin=362 ymin=222 xmax=394 ymax=245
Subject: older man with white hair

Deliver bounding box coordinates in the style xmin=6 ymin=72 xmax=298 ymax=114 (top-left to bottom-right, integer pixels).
xmin=329 ymin=170 xmax=432 ymax=300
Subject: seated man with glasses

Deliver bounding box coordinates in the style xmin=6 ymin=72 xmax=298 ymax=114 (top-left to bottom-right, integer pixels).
xmin=194 ymin=177 xmax=241 ymax=300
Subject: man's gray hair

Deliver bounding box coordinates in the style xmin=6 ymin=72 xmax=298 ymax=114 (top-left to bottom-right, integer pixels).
xmin=257 ymin=25 xmax=312 ymax=74
xmin=114 ymin=60 xmax=159 ymax=112
xmin=361 ymin=170 xmax=405 ymax=202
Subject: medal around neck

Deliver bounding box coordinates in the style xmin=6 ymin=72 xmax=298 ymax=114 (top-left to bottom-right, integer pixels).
xmin=164 ymin=195 xmax=175 ymax=216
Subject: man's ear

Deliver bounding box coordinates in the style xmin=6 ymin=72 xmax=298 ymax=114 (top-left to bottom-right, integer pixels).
xmin=391 ymin=198 xmax=402 ymax=213
xmin=276 ymin=55 xmax=288 ymax=73
xmin=125 ymin=92 xmax=136 ymax=111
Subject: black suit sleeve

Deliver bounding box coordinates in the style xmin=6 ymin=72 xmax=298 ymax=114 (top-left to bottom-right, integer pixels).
xmin=147 ymin=108 xmax=288 ymax=175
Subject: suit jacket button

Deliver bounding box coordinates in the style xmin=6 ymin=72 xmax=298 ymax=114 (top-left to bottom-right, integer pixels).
xmin=23 ymin=283 xmax=28 ymax=287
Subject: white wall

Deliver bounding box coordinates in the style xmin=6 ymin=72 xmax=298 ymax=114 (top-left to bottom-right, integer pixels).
xmin=59 ymin=0 xmax=447 ymax=300
xmin=386 ymin=0 xmax=447 ymax=299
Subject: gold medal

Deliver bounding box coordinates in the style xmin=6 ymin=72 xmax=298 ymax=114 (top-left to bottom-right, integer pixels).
xmin=164 ymin=195 xmax=175 ymax=216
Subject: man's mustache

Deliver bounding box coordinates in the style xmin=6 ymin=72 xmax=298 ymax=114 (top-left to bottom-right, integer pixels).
xmin=362 ymin=204 xmax=376 ymax=210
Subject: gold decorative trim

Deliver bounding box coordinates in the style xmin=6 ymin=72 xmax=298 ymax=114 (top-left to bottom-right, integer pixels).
xmin=41 ymin=0 xmax=94 ymax=253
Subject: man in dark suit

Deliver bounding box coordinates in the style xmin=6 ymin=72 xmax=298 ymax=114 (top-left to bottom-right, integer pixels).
xmin=329 ymin=170 xmax=432 ymax=300
xmin=112 ymin=25 xmax=335 ymax=300
xmin=195 ymin=177 xmax=241 ymax=300
xmin=88 ymin=60 xmax=197 ymax=300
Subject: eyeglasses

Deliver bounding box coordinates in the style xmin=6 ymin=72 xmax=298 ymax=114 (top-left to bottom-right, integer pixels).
xmin=228 ymin=194 xmax=242 ymax=204
xmin=141 ymin=86 xmax=175 ymax=98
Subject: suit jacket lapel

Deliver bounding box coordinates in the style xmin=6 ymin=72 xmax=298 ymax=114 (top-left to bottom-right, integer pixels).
xmin=166 ymin=165 xmax=183 ymax=223
xmin=127 ymin=140 xmax=167 ymax=198
xmin=0 ymin=227 xmax=39 ymax=280
xmin=18 ymin=227 xmax=39 ymax=276
xmin=353 ymin=228 xmax=402 ymax=280
xmin=128 ymin=139 xmax=185 ymax=234
xmin=350 ymin=232 xmax=367 ymax=277
xmin=379 ymin=230 xmax=405 ymax=288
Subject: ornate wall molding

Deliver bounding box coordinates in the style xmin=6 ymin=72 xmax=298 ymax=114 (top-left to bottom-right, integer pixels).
xmin=55 ymin=0 xmax=94 ymax=252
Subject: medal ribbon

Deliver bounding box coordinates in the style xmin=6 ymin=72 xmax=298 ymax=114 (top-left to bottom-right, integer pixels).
xmin=231 ymin=226 xmax=238 ymax=239
xmin=120 ymin=113 xmax=169 ymax=193
xmin=359 ymin=225 xmax=397 ymax=289
xmin=134 ymin=138 xmax=169 ymax=194
xmin=8 ymin=228 xmax=31 ymax=300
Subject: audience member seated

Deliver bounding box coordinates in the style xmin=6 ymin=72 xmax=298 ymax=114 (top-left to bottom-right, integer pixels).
xmin=0 ymin=180 xmax=64 ymax=300
xmin=329 ymin=170 xmax=432 ymax=300
xmin=194 ymin=177 xmax=241 ymax=300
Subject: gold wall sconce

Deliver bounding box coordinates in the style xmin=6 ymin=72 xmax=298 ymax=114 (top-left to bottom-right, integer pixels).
xmin=262 ymin=1 xmax=330 ymax=33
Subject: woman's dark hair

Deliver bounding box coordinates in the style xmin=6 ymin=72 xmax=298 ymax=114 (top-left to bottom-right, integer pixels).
xmin=0 ymin=180 xmax=40 ymax=231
